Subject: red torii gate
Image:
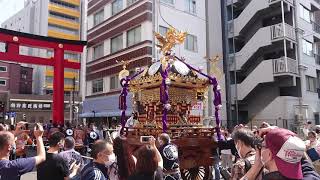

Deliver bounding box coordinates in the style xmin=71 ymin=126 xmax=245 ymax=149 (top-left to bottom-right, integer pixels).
xmin=0 ymin=28 xmax=86 ymax=125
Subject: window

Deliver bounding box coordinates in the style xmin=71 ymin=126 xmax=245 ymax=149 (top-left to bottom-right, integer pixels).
xmin=0 ymin=66 xmax=7 ymax=72
xmin=302 ymin=39 xmax=313 ymax=56
xmin=49 ymin=12 xmax=78 ymax=22
xmin=127 ymin=26 xmax=141 ymax=47
xmin=161 ymin=0 xmax=174 ymax=5
xmin=112 ymin=0 xmax=123 ymax=15
xmin=48 ymin=24 xmax=78 ymax=35
xmin=0 ymin=79 xmax=6 ymax=86
xmin=306 ymin=76 xmax=318 ymax=92
xmin=111 ymin=34 xmax=123 ymax=53
xmin=110 ymin=75 xmax=120 ymax=90
xmin=185 ymin=34 xmax=198 ymax=52
xmin=93 ymin=43 xmax=104 ymax=60
xmin=92 ymin=79 xmax=103 ymax=93
xmin=300 ymin=5 xmax=311 ymax=23
xmin=159 ymin=26 xmax=169 ymax=36
xmin=94 ymin=9 xmax=104 ymax=26
xmin=64 ymin=52 xmax=79 ymax=60
xmin=127 ymin=0 xmax=138 ymax=6
xmin=185 ymin=0 xmax=196 ymax=14
xmin=49 ymin=0 xmax=78 ymax=10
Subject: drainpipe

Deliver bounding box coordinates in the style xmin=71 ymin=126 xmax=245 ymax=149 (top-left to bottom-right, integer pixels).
xmin=152 ymin=0 xmax=156 ymax=59
xmin=231 ymin=0 xmax=239 ymax=125
xmin=281 ymin=1 xmax=288 ymax=71
xmin=293 ymin=0 xmax=305 ymax=136
xmin=221 ymin=0 xmax=233 ymax=129
xmin=205 ymin=0 xmax=212 ymax=118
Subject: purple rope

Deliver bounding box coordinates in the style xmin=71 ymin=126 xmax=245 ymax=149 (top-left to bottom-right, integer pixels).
xmin=175 ymin=56 xmax=222 ymax=140
xmin=160 ymin=66 xmax=170 ymax=132
xmin=119 ymin=69 xmax=144 ymax=134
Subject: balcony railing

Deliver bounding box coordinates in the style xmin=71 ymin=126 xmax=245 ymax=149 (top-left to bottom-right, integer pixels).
xmin=273 ymin=57 xmax=298 ymax=74
xmin=228 ymin=22 xmax=234 ymax=35
xmin=315 ymin=54 xmax=320 ymax=65
xmin=269 ymin=0 xmax=294 ymax=5
xmin=312 ymin=21 xmax=320 ymax=34
xmin=271 ymin=23 xmax=296 ymax=41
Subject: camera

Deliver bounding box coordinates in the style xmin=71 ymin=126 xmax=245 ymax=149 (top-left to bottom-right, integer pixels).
xmin=252 ymin=137 xmax=263 ymax=150
xmin=140 ymin=136 xmax=153 ymax=143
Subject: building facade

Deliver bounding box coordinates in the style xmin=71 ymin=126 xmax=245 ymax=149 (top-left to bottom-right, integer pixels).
xmin=0 ymin=62 xmax=33 ymax=94
xmin=208 ymin=0 xmax=320 ymax=129
xmin=83 ymin=0 xmax=208 ymax=122
xmin=1 ymin=0 xmax=84 ymax=95
xmin=0 ymin=93 xmax=81 ymax=124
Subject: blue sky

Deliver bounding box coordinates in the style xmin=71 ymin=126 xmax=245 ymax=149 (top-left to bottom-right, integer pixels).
xmin=0 ymin=0 xmax=24 ymax=25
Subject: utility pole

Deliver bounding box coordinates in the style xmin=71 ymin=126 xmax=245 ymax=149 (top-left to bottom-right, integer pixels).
xmin=220 ymin=0 xmax=233 ymax=129
xmin=72 ymin=77 xmax=76 ymax=124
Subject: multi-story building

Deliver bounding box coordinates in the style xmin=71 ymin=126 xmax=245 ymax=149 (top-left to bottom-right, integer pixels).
xmin=82 ymin=0 xmax=208 ymax=123
xmin=1 ymin=0 xmax=84 ymax=96
xmin=208 ymin=0 xmax=320 ymax=129
xmin=0 ymin=61 xmax=33 ymax=94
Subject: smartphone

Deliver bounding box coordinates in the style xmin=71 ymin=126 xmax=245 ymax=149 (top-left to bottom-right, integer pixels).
xmin=140 ymin=136 xmax=153 ymax=143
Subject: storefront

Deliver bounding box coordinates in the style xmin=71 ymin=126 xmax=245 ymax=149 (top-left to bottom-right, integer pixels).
xmin=80 ymin=94 xmax=133 ymax=128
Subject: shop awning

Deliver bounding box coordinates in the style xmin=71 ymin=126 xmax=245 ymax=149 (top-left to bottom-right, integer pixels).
xmin=79 ymin=93 xmax=133 ymax=118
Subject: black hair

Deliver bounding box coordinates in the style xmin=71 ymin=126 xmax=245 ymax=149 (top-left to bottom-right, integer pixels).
xmin=91 ymin=140 xmax=110 ymax=159
xmin=48 ymin=132 xmax=65 ymax=147
xmin=64 ymin=136 xmax=75 ymax=149
xmin=232 ymin=128 xmax=256 ymax=148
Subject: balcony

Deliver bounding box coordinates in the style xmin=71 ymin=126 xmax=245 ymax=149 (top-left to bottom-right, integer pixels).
xmin=312 ymin=21 xmax=320 ymax=34
xmin=271 ymin=23 xmax=296 ymax=42
xmin=48 ymin=17 xmax=80 ymax=30
xmin=60 ymin=0 xmax=80 ymax=6
xmin=315 ymin=54 xmax=320 ymax=65
xmin=47 ymin=29 xmax=79 ymax=40
xmin=48 ymin=3 xmax=80 ymax=18
xmin=273 ymin=57 xmax=298 ymax=75
xmin=269 ymin=0 xmax=294 ymax=6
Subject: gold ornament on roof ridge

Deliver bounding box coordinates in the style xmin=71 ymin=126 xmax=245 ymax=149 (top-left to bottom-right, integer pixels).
xmin=117 ymin=60 xmax=130 ymax=80
xmin=155 ymin=27 xmax=187 ymax=55
xmin=205 ymin=55 xmax=222 ymax=80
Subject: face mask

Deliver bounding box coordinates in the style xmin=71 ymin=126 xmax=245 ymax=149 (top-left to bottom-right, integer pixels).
xmin=104 ymin=153 xmax=115 ymax=166
xmin=235 ymin=141 xmax=242 ymax=158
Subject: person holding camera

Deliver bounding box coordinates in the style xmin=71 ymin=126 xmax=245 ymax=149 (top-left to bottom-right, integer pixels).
xmin=242 ymin=127 xmax=320 ymax=180
xmin=128 ymin=136 xmax=163 ymax=180
xmin=230 ymin=127 xmax=263 ymax=180
xmin=0 ymin=123 xmax=46 ymax=180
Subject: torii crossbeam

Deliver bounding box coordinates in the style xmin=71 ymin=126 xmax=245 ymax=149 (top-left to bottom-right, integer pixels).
xmin=0 ymin=28 xmax=86 ymax=125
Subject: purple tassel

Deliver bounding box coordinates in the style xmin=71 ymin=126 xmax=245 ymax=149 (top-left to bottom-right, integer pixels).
xmin=119 ymin=69 xmax=144 ymax=135
xmin=176 ymin=56 xmax=223 ymax=141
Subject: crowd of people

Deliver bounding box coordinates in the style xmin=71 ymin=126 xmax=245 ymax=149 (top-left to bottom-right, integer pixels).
xmin=0 ymin=121 xmax=182 ymax=180
xmin=1 ymin=120 xmax=320 ymax=180
xmin=215 ymin=122 xmax=320 ymax=180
